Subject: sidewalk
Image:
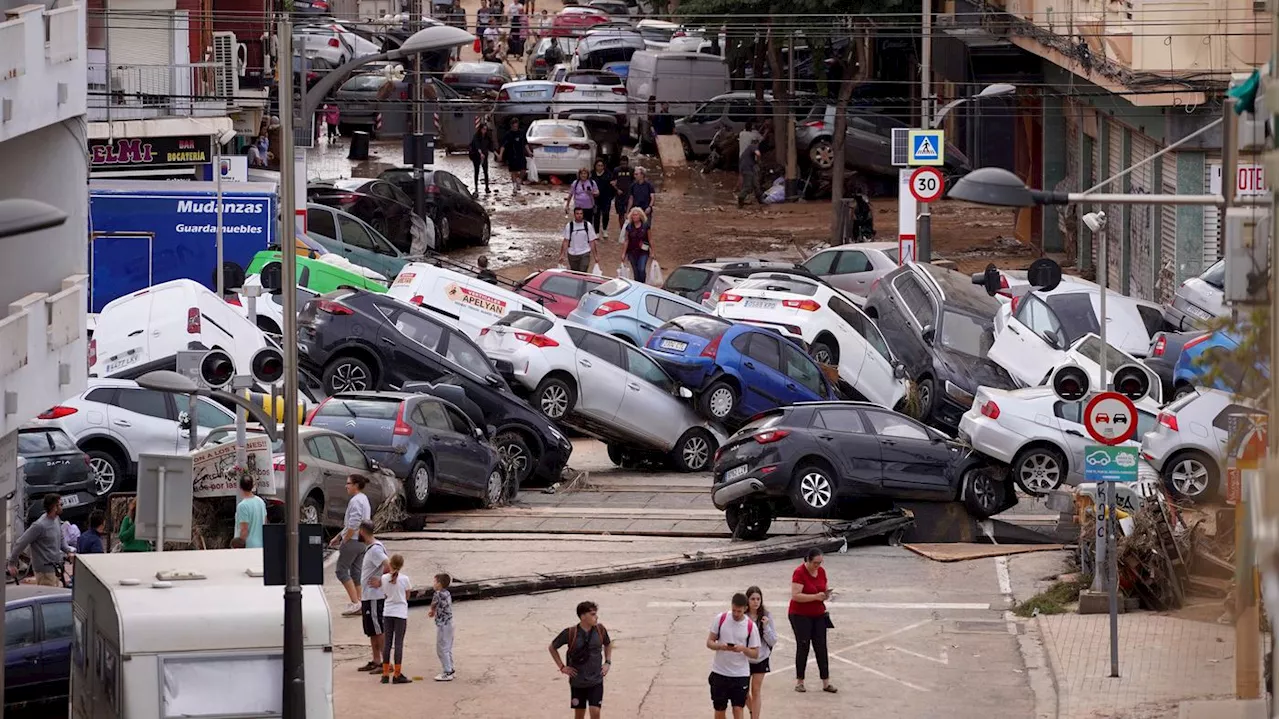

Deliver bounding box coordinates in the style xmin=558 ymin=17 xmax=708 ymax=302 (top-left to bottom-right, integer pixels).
xmin=1037 ymin=611 xmax=1236 ymax=719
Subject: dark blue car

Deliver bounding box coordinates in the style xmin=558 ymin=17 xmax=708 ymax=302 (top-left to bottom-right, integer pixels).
xmin=5 ymin=586 xmax=72 ymax=716
xmin=644 ymin=315 xmax=838 ymax=425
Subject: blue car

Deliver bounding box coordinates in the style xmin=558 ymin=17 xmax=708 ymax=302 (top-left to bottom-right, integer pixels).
xmin=5 ymin=586 xmax=72 ymax=713
xmin=645 ymin=314 xmax=838 ymax=424
xmin=1172 ymin=329 xmax=1267 ymax=398
xmin=567 ymin=278 xmax=709 ymax=346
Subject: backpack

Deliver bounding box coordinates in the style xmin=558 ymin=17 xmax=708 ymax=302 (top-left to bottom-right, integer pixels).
xmin=715 ymin=612 xmax=754 ymax=643
xmin=565 ymin=623 xmax=606 ymax=664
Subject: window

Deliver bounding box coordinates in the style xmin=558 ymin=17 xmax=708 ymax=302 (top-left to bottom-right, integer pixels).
xmin=331 ymin=436 xmax=369 ymax=469
xmin=832 ymin=251 xmax=871 ymax=275
xmin=625 ymin=348 xmax=673 ymax=392
xmin=17 ymin=429 xmax=77 ymax=454
xmin=578 ymin=332 xmax=624 ymax=367
xmin=892 ymin=274 xmax=935 ymax=326
xmin=316 ymin=399 xmax=400 ymax=420
xmin=116 ymin=389 xmax=171 ymax=420
xmin=392 ymin=311 xmax=444 ymax=350
xmin=414 ymin=401 xmax=452 ymax=431
xmin=84 ymin=387 xmax=117 ymax=404
xmin=667 ymin=315 xmax=729 ymax=341
xmin=591 ymin=278 xmax=630 ymax=297
xmin=782 ymin=344 xmax=824 ymax=395
xmin=1055 ymin=401 xmax=1082 ymax=424
xmin=736 ymin=276 xmax=818 ymax=296
xmin=939 ymin=311 xmax=995 ymax=358
xmin=815 ymin=409 xmax=865 ymax=433
xmin=828 ymin=296 xmax=894 ymax=363
xmin=1136 ymin=305 xmax=1165 ymax=338
xmin=443 ymin=332 xmax=492 ymax=375
xmin=443 ymin=406 xmax=474 ymax=435
xmin=664 ymin=267 xmax=712 ymax=292
xmin=1212 ymin=404 xmax=1260 ymax=432
xmin=1019 ymin=295 xmax=1064 ymax=346
xmin=865 ymin=411 xmax=930 ymax=440
xmin=645 ymin=295 xmax=696 ymax=322
xmin=305 ymin=435 xmax=341 ymax=464
xmin=42 ymin=601 xmax=74 ymax=640
xmin=746 ymin=333 xmax=781 ymax=370
xmin=338 ymin=215 xmax=378 ymax=251
xmin=801 ymin=251 xmax=835 ymax=276
xmin=727 ymin=101 xmax=754 ymax=123
xmin=495 ymin=313 xmax=556 ymax=334
xmin=689 ymin=100 xmax=727 ymax=122
xmin=1043 ymin=293 xmax=1099 ymax=345
xmin=5 ymin=606 xmax=35 ymax=647
xmin=542 ymin=275 xmax=586 ymax=298
xmin=307 ymin=208 xmax=338 ymax=239
xmin=872 ymin=247 xmax=900 ymax=264
xmin=193 ymin=399 xmax=234 ymax=428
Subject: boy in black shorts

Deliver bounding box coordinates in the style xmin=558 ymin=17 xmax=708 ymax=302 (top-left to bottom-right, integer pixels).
xmin=549 ymin=601 xmax=612 ymax=719
xmin=705 ymin=593 xmax=761 ymax=719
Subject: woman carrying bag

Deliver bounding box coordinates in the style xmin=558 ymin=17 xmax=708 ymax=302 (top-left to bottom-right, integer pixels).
xmin=622 ymin=207 xmax=653 ymax=284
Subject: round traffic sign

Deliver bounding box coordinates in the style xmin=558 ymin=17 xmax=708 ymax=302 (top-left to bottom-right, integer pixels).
xmin=909 ymin=167 xmax=945 ymax=203
xmin=1083 ymin=391 xmax=1139 ymax=445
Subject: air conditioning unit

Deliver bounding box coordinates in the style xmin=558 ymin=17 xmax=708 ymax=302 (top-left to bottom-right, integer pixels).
xmin=212 ymin=31 xmax=241 ymax=100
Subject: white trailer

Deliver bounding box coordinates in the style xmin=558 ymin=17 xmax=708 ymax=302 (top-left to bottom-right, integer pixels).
xmin=70 ymin=549 xmax=333 ymax=719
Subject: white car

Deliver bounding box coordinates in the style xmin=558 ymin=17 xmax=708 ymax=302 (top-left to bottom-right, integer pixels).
xmin=636 ymin=19 xmax=679 ymax=50
xmin=526 ymin=119 xmax=598 ymax=177
xmin=1140 ymin=388 xmax=1259 ymax=500
xmin=236 ymin=276 xmax=321 ymax=337
xmin=387 ymin=261 xmax=552 ymax=341
xmin=959 ymin=386 xmax=1158 ymax=493
xmin=31 ymin=378 xmax=236 ymax=495
xmin=713 ymin=271 xmax=908 ymax=410
xmin=798 ymin=242 xmax=901 ymax=301
xmin=477 ymin=311 xmax=726 ymax=471
xmin=1163 ymin=259 xmax=1228 ymax=331
xmin=549 ymin=69 xmax=627 ymax=122
xmin=295 ymin=22 xmax=381 ymax=65
xmin=91 ymin=279 xmax=272 ymax=381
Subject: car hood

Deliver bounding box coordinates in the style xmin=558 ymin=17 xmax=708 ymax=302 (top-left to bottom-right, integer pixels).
xmin=934 ymin=348 xmax=1013 ymax=391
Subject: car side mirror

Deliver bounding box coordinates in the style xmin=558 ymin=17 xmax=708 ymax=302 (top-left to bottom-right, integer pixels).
xmin=473 ymin=426 xmax=485 ymax=440
xmin=892 ymin=362 xmax=907 ymax=380
xmin=920 ymin=324 xmax=935 ymax=344
xmin=676 ymin=385 xmax=693 ymax=399
xmin=1041 ymin=331 xmax=1062 ymax=350
xmin=369 ymin=459 xmax=381 ymax=472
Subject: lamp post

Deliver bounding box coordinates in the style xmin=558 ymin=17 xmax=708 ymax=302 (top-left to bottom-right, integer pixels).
xmin=134 ymin=370 xmax=281 ymax=443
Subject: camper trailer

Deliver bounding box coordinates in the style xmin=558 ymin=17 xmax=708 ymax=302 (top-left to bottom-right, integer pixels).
xmin=70 ymin=550 xmax=333 ymax=719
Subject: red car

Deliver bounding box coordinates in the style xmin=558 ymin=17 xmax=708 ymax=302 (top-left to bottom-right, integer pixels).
xmin=515 ymin=268 xmax=607 ymax=318
xmin=549 ymin=7 xmax=610 ymax=37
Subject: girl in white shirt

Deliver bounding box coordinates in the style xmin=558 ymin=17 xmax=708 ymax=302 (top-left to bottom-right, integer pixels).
xmin=380 ymin=554 xmax=412 ymax=684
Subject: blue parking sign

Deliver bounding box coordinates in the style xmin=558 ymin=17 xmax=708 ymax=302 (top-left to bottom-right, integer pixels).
xmin=907 ymin=130 xmax=945 ymax=166
xmin=1083 ymin=445 xmax=1139 ymax=483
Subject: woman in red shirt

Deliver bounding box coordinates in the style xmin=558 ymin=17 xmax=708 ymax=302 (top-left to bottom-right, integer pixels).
xmin=788 ymin=548 xmax=836 ymax=693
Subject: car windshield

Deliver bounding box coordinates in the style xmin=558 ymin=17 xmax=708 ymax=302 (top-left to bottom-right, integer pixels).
xmin=565 ymin=72 xmax=622 ymax=85
xmin=315 ymin=398 xmax=401 ymax=420
xmin=1072 ymin=335 xmax=1136 ymax=370
xmin=873 ymin=247 xmax=899 ymax=264
xmin=939 ymin=310 xmax=994 ymax=357
xmin=737 ymin=276 xmax=818 ymax=296
xmin=664 ymin=315 xmax=729 ymax=339
xmin=205 ymin=428 xmax=285 ymax=454
xmin=1200 ymin=260 xmax=1225 ymax=289
xmin=591 ymin=278 xmax=630 ymax=296
xmin=1045 ymin=293 xmax=1101 ymax=344
xmin=639 ymin=27 xmax=674 ymax=42
xmin=340 ymin=74 xmax=385 ymax=92
xmin=530 ymin=122 xmax=586 ymax=138
xmin=664 ymin=267 xmax=712 ymax=292
xmin=17 ymin=429 xmax=77 ymax=454
xmin=453 ymin=62 xmax=500 ymax=73
xmin=494 ymin=313 xmax=555 ymax=334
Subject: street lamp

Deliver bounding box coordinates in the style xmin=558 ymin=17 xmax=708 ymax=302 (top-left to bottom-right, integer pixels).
xmin=0 ymin=199 xmax=67 ymax=240
xmin=930 ymin=83 xmax=1016 ymax=129
xmin=947 ymin=166 xmax=1223 ymax=207
xmin=134 ymin=370 xmax=281 ymax=443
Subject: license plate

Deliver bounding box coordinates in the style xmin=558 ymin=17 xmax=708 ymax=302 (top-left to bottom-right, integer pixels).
xmin=103 ymin=352 xmax=141 ymax=374
xmin=1186 ymin=304 xmax=1212 ymax=320
xmin=744 ymin=299 xmax=775 ymax=309
xmin=724 ymin=465 xmax=749 ymax=481
xmin=544 ymin=146 xmax=568 ymax=153
xmin=660 ymin=339 xmax=687 ymax=351
xmin=518 ymin=91 xmax=544 ymax=98
xmin=61 ymin=494 xmax=81 ymax=508
xmin=582 ymin=90 xmax=602 ymax=97
xmin=347 ymin=103 xmax=372 ymax=112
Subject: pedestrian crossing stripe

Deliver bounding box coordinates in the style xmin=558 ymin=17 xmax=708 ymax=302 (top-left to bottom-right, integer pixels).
xmin=907 ymin=129 xmax=945 ymax=166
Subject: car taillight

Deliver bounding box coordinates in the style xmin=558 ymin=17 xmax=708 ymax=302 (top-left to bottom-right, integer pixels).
xmin=225 ymin=296 xmax=242 ymax=306
xmin=444 ymin=73 xmax=457 ymax=83
xmin=611 ymin=86 xmax=626 ymax=95
xmin=593 ymin=300 xmax=629 ymax=316
xmin=1158 ymin=412 xmax=1179 ymax=431
xmin=555 ymin=83 xmax=576 ymax=94
xmin=487 ymin=76 xmax=503 ymax=85
xmin=1152 ymin=335 xmax=1167 ymax=357
xmin=515 ymin=331 xmax=559 ymax=348
xmin=336 ymin=192 xmax=359 ymax=204
xmin=328 ymin=37 xmax=340 ymax=47
xmin=980 ymin=401 xmax=1000 ymax=419
xmin=996 ymin=274 xmax=1012 ymax=299
xmin=394 ymin=402 xmax=413 ymax=436
xmin=803 ymin=120 xmax=824 ymax=129
xmin=479 ymin=327 xmax=490 ymax=336
xmin=88 ymin=339 xmax=97 ymax=367
xmin=1183 ymin=333 xmax=1210 ymax=351
xmin=700 ymin=334 xmax=722 ymax=359
xmin=38 ymin=406 xmax=78 ymax=420
xmin=305 ymin=396 xmax=330 ymax=424
xmin=399 ymin=90 xmax=409 ymax=100
xmin=1010 ymin=295 xmax=1020 ymax=314
xmin=534 ymin=58 xmax=547 ymax=66
xmin=701 ymin=291 xmax=711 ymax=301
xmin=753 ymin=429 xmax=790 ymax=444
xmin=497 ymin=89 xmax=510 ymax=101
xmin=782 ymin=299 xmax=820 ymax=311
xmin=273 ymin=458 xmax=308 ymax=472
xmin=187 ymin=307 xmax=201 ymax=333
xmin=719 ymin=293 xmax=743 ymax=303
xmin=570 ymin=143 xmax=591 ymax=150
xmin=315 ymin=300 xmax=353 ymax=315
xmin=713 ymin=446 xmax=723 ymax=464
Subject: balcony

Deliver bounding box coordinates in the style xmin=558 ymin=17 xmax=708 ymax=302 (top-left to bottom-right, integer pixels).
xmin=0 ymin=275 xmax=88 ymax=438
xmin=0 ymin=3 xmax=87 ymax=144
xmin=87 ymin=61 xmax=229 ymax=122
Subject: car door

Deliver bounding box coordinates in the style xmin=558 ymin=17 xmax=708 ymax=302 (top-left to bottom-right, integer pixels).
xmin=728 ymin=332 xmax=789 ymax=412
xmin=336 ymin=212 xmax=399 ymax=279
xmin=307 ymin=434 xmax=351 ymax=524
xmin=883 ymin=272 xmax=936 ymax=377
xmin=443 ymin=404 xmax=493 ymax=496
xmin=307 ymin=206 xmax=341 ymax=242
xmin=826 ymin=250 xmax=879 ymax=296
xmin=845 ymin=115 xmax=890 ymax=172
xmin=825 ymin=294 xmax=891 ymax=399
xmin=619 ymin=346 xmax=683 ymax=449
xmin=415 ymin=400 xmax=469 ymax=493
xmin=566 ymin=328 xmax=628 ymax=422
xmin=5 ymin=604 xmax=41 ymax=706
xmin=810 ymin=407 xmax=883 ymax=496
xmin=108 ymin=387 xmax=179 ymax=457
xmin=989 ymin=294 xmax=1068 ymax=387
xmin=438 ymin=173 xmax=478 ymax=236
xmin=37 ymin=599 xmax=73 ymax=698
xmin=376 ymin=305 xmax=449 ymax=388
xmin=683 ymin=99 xmax=727 ymax=151
xmin=862 ymin=408 xmax=954 ymax=498
xmin=780 ymin=341 xmax=829 ymax=402
xmin=331 ymin=434 xmax=385 ymax=507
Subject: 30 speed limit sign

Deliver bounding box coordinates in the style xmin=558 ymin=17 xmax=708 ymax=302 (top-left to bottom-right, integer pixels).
xmin=909 ymin=167 xmax=945 ymax=203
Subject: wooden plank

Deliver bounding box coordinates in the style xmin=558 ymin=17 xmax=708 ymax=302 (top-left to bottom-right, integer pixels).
xmin=655 ymin=134 xmax=687 ymax=168
xmin=903 ymin=543 xmax=1067 ymax=562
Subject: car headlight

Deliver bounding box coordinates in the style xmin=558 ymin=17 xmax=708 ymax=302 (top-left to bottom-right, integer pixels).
xmin=944 ymin=380 xmax=974 ymax=406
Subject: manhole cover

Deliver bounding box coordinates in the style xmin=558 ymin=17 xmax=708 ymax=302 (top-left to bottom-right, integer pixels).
xmin=945 ymin=620 xmax=1023 ymax=635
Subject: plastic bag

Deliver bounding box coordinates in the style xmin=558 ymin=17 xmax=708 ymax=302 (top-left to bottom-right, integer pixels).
xmin=617 ymin=227 xmax=627 ymax=245
xmin=763 ymin=177 xmax=786 ymax=204
xmin=527 ymin=157 xmax=539 ymax=183
xmin=590 ymin=263 xmax=602 ymax=276
xmin=473 ymin=38 xmax=482 ymax=54
xmin=648 ymin=260 xmax=663 ymax=286
xmin=617 ymin=263 xmax=632 ymax=280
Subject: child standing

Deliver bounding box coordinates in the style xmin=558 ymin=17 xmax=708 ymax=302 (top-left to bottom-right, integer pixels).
xmin=380 ymin=554 xmax=412 ymax=684
xmin=429 ymin=573 xmax=455 ymax=681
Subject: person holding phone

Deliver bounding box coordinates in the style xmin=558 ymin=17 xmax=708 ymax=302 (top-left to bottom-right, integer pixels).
xmin=788 ymin=548 xmax=836 ymax=694
xmin=706 ymin=593 xmax=760 ymax=719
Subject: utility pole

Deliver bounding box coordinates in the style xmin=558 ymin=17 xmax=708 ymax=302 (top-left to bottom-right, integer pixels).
xmin=784 ymin=30 xmax=797 ymax=200
xmin=410 ymin=0 xmax=426 ymax=220
xmin=917 ymin=0 xmax=933 ymax=262
xmin=275 ymin=14 xmax=306 ymax=719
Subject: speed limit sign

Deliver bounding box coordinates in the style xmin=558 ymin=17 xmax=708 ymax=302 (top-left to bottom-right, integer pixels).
xmin=909 ymin=167 xmax=945 ymax=203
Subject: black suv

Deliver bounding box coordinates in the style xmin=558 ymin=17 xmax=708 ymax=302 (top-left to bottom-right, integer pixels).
xmin=863 ymin=263 xmax=1015 ymax=432
xmin=662 ymin=258 xmax=809 ymax=305
xmin=297 ymin=289 xmax=572 ymax=484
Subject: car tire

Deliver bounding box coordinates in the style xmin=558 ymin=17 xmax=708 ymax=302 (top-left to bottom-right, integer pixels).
xmin=533 ymin=376 xmax=576 ymax=421
xmin=301 ymin=495 xmax=323 ymax=525
xmin=790 ymin=462 xmax=836 ymax=517
xmin=726 ymin=501 xmax=772 ymax=540
xmin=479 ymin=217 xmax=491 ymax=246
xmin=914 ymin=376 xmax=936 ymax=423
xmin=810 ymin=338 xmax=839 ymax=367
xmin=323 ymin=356 xmax=373 ymax=394
xmin=671 ymin=429 xmax=715 ymax=472
xmin=86 ymin=450 xmax=123 ymax=496
xmin=495 ymin=431 xmax=534 ymax=484
xmin=1012 ymin=446 xmax=1067 ymax=495
xmin=482 ymin=465 xmax=506 ymax=508
xmin=699 ymin=380 xmax=737 ymax=422
xmin=607 ymin=443 xmax=626 ymax=467
xmin=406 ymin=459 xmax=432 ymax=511
xmin=808 ymin=137 xmax=835 ymax=170
xmin=1163 ymin=450 xmax=1218 ymax=501
xmin=678 ymin=134 xmax=694 ymax=159
xmin=1172 ymin=384 xmax=1196 ymax=401
xmin=436 ymin=215 xmax=451 ymax=250
xmin=962 ymin=466 xmax=1007 ymax=519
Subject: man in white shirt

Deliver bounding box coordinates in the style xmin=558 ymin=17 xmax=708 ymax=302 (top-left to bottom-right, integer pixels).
xmin=356 ymin=521 xmax=391 ymax=674
xmin=705 ymin=593 xmax=761 ymax=719
xmin=559 ymin=206 xmax=599 ymax=273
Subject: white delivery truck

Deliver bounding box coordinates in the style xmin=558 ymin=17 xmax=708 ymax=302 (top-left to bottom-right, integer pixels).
xmin=70 ymin=549 xmax=333 ymax=719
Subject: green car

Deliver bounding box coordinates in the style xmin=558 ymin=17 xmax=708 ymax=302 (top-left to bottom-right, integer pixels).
xmin=246 ymin=251 xmax=389 ymax=295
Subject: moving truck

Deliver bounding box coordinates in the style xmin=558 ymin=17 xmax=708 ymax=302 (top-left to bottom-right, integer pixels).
xmin=625 ymin=51 xmax=729 ymax=143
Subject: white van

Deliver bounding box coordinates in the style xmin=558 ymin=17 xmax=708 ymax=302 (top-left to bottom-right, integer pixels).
xmin=626 ymin=50 xmax=730 ymax=140
xmin=90 ymin=278 xmax=270 ymax=380
xmin=388 ymin=262 xmax=553 ymax=340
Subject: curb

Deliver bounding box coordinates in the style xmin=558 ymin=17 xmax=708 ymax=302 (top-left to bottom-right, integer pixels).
xmin=1025 ymin=614 xmax=1062 ymax=719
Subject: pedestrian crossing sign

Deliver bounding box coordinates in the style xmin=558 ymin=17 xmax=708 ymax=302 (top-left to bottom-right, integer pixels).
xmin=907 ymin=130 xmax=945 ymax=166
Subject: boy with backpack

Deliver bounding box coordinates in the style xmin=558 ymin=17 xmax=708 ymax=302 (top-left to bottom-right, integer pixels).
xmin=705 ymin=593 xmax=761 ymax=719
xmin=549 ymin=601 xmax=612 ymax=718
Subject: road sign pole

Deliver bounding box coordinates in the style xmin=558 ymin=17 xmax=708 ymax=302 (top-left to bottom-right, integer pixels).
xmin=156 ymin=465 xmax=166 ymax=553
xmin=1108 ymin=478 xmax=1120 ymax=678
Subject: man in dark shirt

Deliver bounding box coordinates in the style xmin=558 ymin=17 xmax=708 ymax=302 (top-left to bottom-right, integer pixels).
xmin=651 ymin=102 xmax=675 ymax=136
xmin=77 ymin=510 xmax=106 ymax=554
xmin=737 ymin=138 xmax=761 ymax=208
xmin=475 ymin=255 xmax=498 ymax=284
xmin=610 ymin=156 xmax=634 ymax=230
xmin=549 ymin=601 xmax=612 ymax=718
xmin=625 ymin=166 xmax=655 ymax=224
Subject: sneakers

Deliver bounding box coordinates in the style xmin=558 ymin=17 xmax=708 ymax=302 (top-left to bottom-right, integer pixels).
xmin=392 ymin=674 xmax=413 ymax=684
xmin=356 ymin=662 xmax=378 ymax=673
xmin=342 ymin=602 xmax=361 ymax=616
xmin=381 ymin=675 xmax=390 ymax=684
xmin=434 ymin=672 xmax=455 ymax=682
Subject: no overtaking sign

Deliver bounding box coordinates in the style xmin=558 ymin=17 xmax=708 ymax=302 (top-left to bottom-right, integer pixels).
xmin=1084 ymin=391 xmax=1138 ymax=445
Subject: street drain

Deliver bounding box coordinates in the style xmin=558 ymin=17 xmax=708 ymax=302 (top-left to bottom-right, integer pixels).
xmin=945 ymin=620 xmax=1023 ymax=635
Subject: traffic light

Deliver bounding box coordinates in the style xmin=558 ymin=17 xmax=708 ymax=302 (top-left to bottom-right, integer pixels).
xmin=199 ymin=349 xmax=235 ymax=389
xmin=1111 ymin=364 xmax=1151 ymax=401
xmin=250 ymin=346 xmax=285 ymax=385
xmin=971 ymin=263 xmax=1001 ymax=296
xmin=1050 ymin=364 xmax=1090 ymax=402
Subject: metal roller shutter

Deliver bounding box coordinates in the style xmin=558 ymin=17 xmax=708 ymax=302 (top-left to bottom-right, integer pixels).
xmin=1105 ymin=120 xmax=1125 ymax=289
xmin=106 ymin=2 xmax=175 ymax=100
xmin=1128 ymin=134 xmax=1156 ymax=300
xmin=1158 ymin=153 xmax=1179 ymax=301
xmin=1203 ymin=152 xmax=1223 ymax=268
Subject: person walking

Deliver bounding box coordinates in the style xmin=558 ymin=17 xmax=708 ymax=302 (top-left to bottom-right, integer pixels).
xmin=77 ymin=510 xmax=107 ymax=555
xmin=429 ymin=572 xmax=456 ymax=681
xmin=8 ymin=494 xmax=74 ymax=586
xmin=357 ymin=520 xmax=390 ymax=674
xmin=565 ymin=167 xmax=599 ymax=226
xmin=788 ymin=548 xmax=836 ymax=694
xmin=610 ymin=155 xmax=633 ymax=230
xmin=497 ymin=117 xmax=531 ymax=193
xmin=550 ymin=601 xmax=612 ymax=719
xmin=590 ymin=159 xmax=614 ymax=235
xmin=328 ymin=474 xmax=372 ymax=617
xmin=379 ymin=554 xmax=412 ymax=684
xmin=118 ymin=497 xmax=152 ymax=552
xmin=475 ymin=254 xmax=498 ymax=284
xmin=560 ymin=207 xmax=599 ymax=273
xmin=621 ymin=208 xmax=652 ymax=283
xmin=323 ymin=103 xmax=341 ymax=143
xmin=624 ymin=166 xmax=655 ymax=224
xmin=744 ymin=586 xmax=777 ymax=719
xmin=234 ymin=474 xmax=267 ymax=549
xmin=737 ymin=136 xmax=761 ymax=208
xmin=469 ymin=123 xmax=495 ymax=194
xmin=706 ymin=593 xmax=761 ymax=719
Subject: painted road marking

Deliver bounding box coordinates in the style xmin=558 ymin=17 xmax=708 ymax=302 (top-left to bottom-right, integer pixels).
xmin=646 ymin=601 xmax=993 ymax=611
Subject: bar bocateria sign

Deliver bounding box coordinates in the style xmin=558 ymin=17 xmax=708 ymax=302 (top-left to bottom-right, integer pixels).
xmin=89 ymin=136 xmax=212 ymax=168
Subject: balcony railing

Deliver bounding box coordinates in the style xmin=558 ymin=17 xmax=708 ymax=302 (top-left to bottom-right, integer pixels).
xmin=87 ymin=61 xmax=228 ymax=121
xmin=0 ymin=275 xmax=88 ymax=438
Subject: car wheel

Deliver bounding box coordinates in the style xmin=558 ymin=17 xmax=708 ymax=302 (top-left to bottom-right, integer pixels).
xmin=808 ymin=138 xmax=835 ymax=170
xmin=436 ymin=215 xmax=451 ymax=249
xmin=1173 ymin=384 xmax=1196 ymax=401
xmin=962 ymin=466 xmax=1007 ymax=518
xmin=86 ymin=450 xmax=122 ymax=496
xmin=533 ymin=376 xmax=576 ymax=420
xmin=672 ymin=429 xmax=715 ymax=472
xmin=1012 ymin=446 xmax=1066 ymax=495
xmin=606 ymin=443 xmax=626 ymax=467
xmin=914 ymin=376 xmax=935 ymax=422
xmin=810 ymin=338 xmax=838 ymax=366
xmin=678 ymin=134 xmax=693 ymax=159
xmin=1163 ymin=451 xmax=1218 ymax=501
xmin=301 ymin=495 xmax=322 ymax=525
xmin=726 ymin=501 xmax=772 ymax=540
xmin=323 ymin=357 xmax=373 ymax=394
xmin=479 ymin=217 xmax=491 ymax=246
xmin=699 ymin=381 xmax=737 ymax=421
xmin=483 ymin=466 xmax=506 ymax=507
xmin=791 ymin=463 xmax=835 ymax=517
xmin=495 ymin=431 xmax=534 ymax=484
xmin=406 ymin=459 xmax=432 ymax=511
